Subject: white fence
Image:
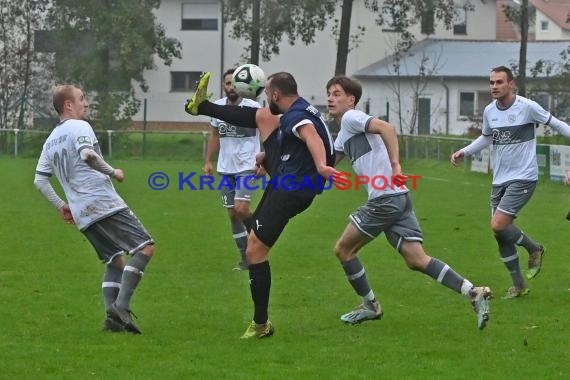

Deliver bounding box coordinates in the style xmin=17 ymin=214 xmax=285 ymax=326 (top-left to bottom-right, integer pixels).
xmin=0 ymin=129 xmax=210 ymax=159
xmin=1 ymin=129 xmax=567 ymax=180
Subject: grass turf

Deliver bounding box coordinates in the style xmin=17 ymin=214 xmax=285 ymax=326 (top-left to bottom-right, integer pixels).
xmin=1 ymin=158 xmax=569 ymax=379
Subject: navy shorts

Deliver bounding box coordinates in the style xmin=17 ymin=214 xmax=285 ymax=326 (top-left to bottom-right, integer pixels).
xmin=252 ymin=184 xmax=314 ymax=247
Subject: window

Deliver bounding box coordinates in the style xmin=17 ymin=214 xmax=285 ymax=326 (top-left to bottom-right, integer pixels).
xmin=182 ymin=2 xmax=219 ymax=30
xmin=171 ymin=71 xmax=203 ymax=92
xmin=34 ymin=30 xmax=56 ymax=52
xmin=421 ymin=10 xmax=434 ymax=35
xmin=540 ymin=21 xmax=549 ymax=31
xmin=459 ymin=91 xmax=492 ymax=118
xmin=476 ymin=91 xmax=492 ymax=116
xmin=453 ymin=8 xmax=467 ymax=35
xmin=459 ymin=92 xmax=475 ymax=116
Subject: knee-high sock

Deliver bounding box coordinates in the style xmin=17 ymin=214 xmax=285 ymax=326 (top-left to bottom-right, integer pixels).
xmin=495 ymin=228 xmax=525 ymax=288
xmin=231 ymin=220 xmax=248 ymax=263
xmin=505 ymin=224 xmax=541 ymax=254
xmin=102 ymin=264 xmax=122 ymax=311
xmin=115 ymin=252 xmax=151 ymax=310
xmin=199 ymin=102 xmax=258 ymax=129
xmin=249 ymin=261 xmax=271 ymax=324
xmin=423 ymin=258 xmax=474 ymax=296
xmin=341 ymin=257 xmax=375 ymax=302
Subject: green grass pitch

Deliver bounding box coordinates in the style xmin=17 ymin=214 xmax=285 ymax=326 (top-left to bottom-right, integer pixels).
xmin=1 ymin=158 xmax=569 ymax=379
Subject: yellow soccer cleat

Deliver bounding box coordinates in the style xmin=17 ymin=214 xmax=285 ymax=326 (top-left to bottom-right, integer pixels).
xmin=184 ymin=72 xmax=211 ymax=115
xmin=240 ymin=320 xmax=274 ymax=339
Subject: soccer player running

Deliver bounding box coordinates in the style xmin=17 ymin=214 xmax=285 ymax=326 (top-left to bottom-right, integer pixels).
xmin=327 ymin=76 xmax=492 ymax=329
xmin=34 ymin=85 xmax=154 ymax=334
xmin=451 ymin=66 xmax=570 ymax=299
xmin=186 ymin=71 xmax=337 ymax=339
xmin=203 ymin=68 xmax=263 ymax=271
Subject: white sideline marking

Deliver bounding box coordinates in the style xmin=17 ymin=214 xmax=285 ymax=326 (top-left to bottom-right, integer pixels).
xmin=421 ymin=176 xmax=488 ymax=188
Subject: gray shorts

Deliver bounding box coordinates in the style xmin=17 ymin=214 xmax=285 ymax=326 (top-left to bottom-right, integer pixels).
xmin=219 ymin=172 xmax=258 ymax=208
xmin=490 ymin=180 xmax=537 ymax=217
xmin=350 ymin=192 xmax=423 ymax=251
xmin=82 ymin=208 xmax=154 ymax=264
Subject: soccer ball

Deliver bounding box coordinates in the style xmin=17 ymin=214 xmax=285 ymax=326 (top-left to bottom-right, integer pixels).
xmin=231 ymin=64 xmax=266 ymax=99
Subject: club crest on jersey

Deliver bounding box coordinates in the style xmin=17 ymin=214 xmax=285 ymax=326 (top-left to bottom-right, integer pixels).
xmin=281 ymin=154 xmax=290 ymax=161
xmin=77 ymin=136 xmax=92 ymax=145
xmin=508 ymin=114 xmax=516 ymax=123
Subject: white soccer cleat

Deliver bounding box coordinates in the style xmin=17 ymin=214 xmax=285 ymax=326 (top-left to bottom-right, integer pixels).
xmin=340 ymin=301 xmax=383 ymax=324
xmin=471 ymin=286 xmax=493 ymax=330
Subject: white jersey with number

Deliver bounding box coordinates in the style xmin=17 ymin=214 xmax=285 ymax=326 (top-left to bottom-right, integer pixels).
xmin=35 ymin=119 xmax=127 ymax=230
xmin=334 ymin=109 xmax=408 ymax=200
xmin=211 ymin=97 xmax=261 ymax=174
xmin=483 ymin=95 xmax=551 ymax=185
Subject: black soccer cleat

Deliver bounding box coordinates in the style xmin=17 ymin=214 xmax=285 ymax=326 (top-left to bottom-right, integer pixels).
xmin=107 ymin=303 xmax=142 ymax=335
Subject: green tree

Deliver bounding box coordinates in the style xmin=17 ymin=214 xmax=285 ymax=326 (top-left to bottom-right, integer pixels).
xmin=332 ymin=0 xmax=472 ymax=76
xmin=528 ymin=50 xmax=570 ymax=120
xmin=334 ymin=0 xmax=354 ymax=75
xmin=0 ymin=0 xmax=50 ymax=130
xmin=223 ymin=0 xmax=336 ymax=65
xmin=365 ymin=0 xmax=466 ymax=52
xmin=352 ymin=1 xmax=473 ymax=133
xmin=503 ymin=0 xmax=530 ymax=96
xmin=47 ymin=0 xmax=181 ymax=129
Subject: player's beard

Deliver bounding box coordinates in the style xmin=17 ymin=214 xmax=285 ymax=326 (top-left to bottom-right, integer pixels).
xmin=226 ymin=90 xmax=239 ymax=103
xmin=269 ymin=100 xmax=281 ymax=115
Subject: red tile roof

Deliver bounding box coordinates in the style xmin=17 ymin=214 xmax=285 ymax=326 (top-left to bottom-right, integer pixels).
xmin=530 ymin=0 xmax=570 ymax=30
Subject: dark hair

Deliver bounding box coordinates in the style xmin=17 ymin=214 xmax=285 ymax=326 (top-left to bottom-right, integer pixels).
xmin=326 ymin=76 xmax=363 ymax=105
xmin=53 ymin=84 xmax=79 ymax=114
xmin=266 ymin=72 xmax=298 ymax=96
xmin=491 ymin=66 xmax=514 ymax=81
xmin=223 ymin=68 xmax=235 ymax=78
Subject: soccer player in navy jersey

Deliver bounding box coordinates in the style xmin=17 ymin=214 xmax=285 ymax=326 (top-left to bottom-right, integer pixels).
xmin=327 ymin=76 xmax=492 ymax=329
xmin=186 ymin=72 xmax=337 ymax=339
xmin=452 ymin=66 xmax=570 ymax=298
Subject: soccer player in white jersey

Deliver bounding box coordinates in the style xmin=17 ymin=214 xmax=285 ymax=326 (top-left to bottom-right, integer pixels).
xmin=451 ymin=66 xmax=570 ymax=299
xmin=203 ymin=69 xmax=263 ymax=270
xmin=327 ymin=76 xmax=493 ymax=330
xmin=34 ymin=84 xmax=154 ymax=334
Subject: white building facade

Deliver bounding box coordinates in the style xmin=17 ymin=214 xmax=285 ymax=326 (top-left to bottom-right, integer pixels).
xmin=135 ymin=0 xmax=570 ymax=135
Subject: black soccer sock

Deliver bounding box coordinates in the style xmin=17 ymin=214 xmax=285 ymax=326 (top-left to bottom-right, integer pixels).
xmin=198 ymin=102 xmax=258 ymax=129
xmin=248 ymin=261 xmax=271 ymax=324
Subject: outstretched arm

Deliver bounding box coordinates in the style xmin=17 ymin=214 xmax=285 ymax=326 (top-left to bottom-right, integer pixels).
xmin=548 ymin=116 xmax=570 ymax=138
xmin=297 ymin=124 xmax=338 ymax=179
xmin=451 ymin=135 xmax=493 ymax=166
xmin=80 ymin=148 xmax=124 ymax=182
xmin=367 ymin=118 xmax=403 ymax=178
